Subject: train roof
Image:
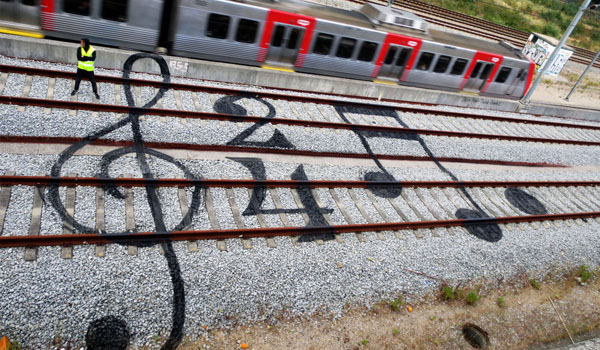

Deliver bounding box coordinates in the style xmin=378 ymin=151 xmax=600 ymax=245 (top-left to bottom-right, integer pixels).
xmin=240 ymin=0 xmax=524 ymax=59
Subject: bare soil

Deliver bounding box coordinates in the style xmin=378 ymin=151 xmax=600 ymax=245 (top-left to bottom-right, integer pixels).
xmin=530 ymin=63 xmax=600 ymax=110
xmin=177 ymin=271 xmax=600 ymax=350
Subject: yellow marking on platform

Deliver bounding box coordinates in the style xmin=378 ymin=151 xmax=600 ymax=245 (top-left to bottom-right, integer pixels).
xmin=460 ymin=91 xmax=479 ymax=96
xmin=373 ymin=79 xmax=398 ymax=85
xmin=261 ymin=65 xmax=295 ymax=72
xmin=0 ymin=28 xmax=44 ymax=38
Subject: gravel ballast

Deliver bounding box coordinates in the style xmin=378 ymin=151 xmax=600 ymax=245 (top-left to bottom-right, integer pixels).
xmin=1 ymin=54 xmax=600 ymax=349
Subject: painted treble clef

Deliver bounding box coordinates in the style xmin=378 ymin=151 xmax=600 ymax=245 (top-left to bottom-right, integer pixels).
xmin=47 ymin=53 xmax=203 ymax=350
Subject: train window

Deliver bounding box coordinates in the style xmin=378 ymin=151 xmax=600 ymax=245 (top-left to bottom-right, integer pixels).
xmin=384 ymin=47 xmax=397 ymax=64
xmin=335 ymin=37 xmax=356 ymax=59
xmin=450 ymin=59 xmax=468 ymax=75
xmin=287 ymin=28 xmax=301 ymax=49
xmin=480 ymin=63 xmax=492 ymax=80
xmin=396 ymin=48 xmax=410 ymax=66
xmin=357 ymin=41 xmax=378 ymax=62
xmin=271 ymin=26 xmax=285 ymax=47
xmin=235 ymin=19 xmax=258 ymax=43
xmin=101 ymin=0 xmax=128 ymax=22
xmin=433 ymin=55 xmax=451 ymax=73
xmin=495 ymin=67 xmax=512 ymax=83
xmin=416 ymin=52 xmax=434 ymax=70
xmin=23 ymin=0 xmax=36 ymax=6
xmin=517 ymin=69 xmax=525 ymax=81
xmin=64 ymin=0 xmax=90 ymax=16
xmin=470 ymin=62 xmax=482 ymax=78
xmin=313 ymin=33 xmax=334 ymax=55
xmin=206 ymin=14 xmax=230 ymax=39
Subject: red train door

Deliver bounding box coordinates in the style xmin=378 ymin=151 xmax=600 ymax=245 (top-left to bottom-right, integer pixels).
xmin=266 ymin=24 xmax=305 ymax=65
xmin=258 ymin=9 xmax=315 ymax=67
xmin=459 ymin=52 xmax=503 ymax=93
xmin=372 ymin=33 xmax=421 ymax=81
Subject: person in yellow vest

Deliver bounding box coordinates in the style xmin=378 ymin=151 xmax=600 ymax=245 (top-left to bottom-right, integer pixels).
xmin=71 ymin=38 xmax=100 ymax=99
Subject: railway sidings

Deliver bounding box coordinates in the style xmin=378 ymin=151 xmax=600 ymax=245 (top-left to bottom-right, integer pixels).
xmin=1 ymin=47 xmax=600 ymax=349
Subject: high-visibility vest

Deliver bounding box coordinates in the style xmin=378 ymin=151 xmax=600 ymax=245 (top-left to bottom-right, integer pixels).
xmin=78 ymin=46 xmax=95 ymax=71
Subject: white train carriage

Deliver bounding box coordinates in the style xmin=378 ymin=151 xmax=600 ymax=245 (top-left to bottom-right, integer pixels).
xmin=0 ymin=0 xmax=535 ymax=99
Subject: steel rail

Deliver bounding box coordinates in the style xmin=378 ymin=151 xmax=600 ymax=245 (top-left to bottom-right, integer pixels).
xmin=2 ymin=96 xmax=600 ymax=145
xmin=0 ymin=175 xmax=597 ymax=188
xmin=0 ymin=135 xmax=566 ymax=168
xmin=1 ymin=211 xmax=599 ymax=248
xmin=1 ymin=65 xmax=598 ymax=126
xmin=0 ymin=177 xmax=578 ymax=188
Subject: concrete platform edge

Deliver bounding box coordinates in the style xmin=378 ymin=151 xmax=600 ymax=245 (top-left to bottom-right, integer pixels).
xmin=1 ymin=33 xmax=598 ymax=120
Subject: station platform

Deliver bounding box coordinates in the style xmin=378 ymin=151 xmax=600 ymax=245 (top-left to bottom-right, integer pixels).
xmin=0 ymin=33 xmax=598 ymax=121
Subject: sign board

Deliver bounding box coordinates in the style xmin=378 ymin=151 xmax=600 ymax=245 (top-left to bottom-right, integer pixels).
xmin=522 ymin=33 xmax=574 ymax=76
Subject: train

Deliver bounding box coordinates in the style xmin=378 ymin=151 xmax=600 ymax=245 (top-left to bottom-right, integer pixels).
xmin=0 ymin=0 xmax=535 ymax=99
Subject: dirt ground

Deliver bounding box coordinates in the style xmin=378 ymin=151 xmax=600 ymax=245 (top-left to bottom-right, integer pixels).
xmin=529 ymin=63 xmax=600 ymax=110
xmin=175 ymin=269 xmax=600 ymax=350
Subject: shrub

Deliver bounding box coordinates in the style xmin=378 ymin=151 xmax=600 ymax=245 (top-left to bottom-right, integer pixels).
xmin=541 ymin=23 xmax=560 ymax=38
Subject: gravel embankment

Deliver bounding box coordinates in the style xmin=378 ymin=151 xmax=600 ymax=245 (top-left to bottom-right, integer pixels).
xmin=1 ymin=55 xmax=599 ymax=349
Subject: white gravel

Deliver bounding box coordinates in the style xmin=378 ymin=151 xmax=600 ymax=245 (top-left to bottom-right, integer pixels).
xmin=1 ymin=54 xmax=600 ymax=349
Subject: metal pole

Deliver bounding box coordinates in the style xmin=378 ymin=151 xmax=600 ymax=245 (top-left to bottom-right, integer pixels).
xmin=564 ymin=49 xmax=600 ymax=101
xmin=520 ymin=0 xmax=591 ymax=104
xmin=388 ymin=0 xmax=393 ymax=6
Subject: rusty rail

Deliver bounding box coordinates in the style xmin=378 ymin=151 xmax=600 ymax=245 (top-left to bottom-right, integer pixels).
xmin=0 ymin=135 xmax=566 ymax=168
xmin=0 ymin=175 xmax=597 ymax=188
xmin=1 ymin=211 xmax=599 ymax=248
xmin=1 ymin=65 xmax=598 ymax=125
xmin=1 ymin=96 xmax=599 ymax=147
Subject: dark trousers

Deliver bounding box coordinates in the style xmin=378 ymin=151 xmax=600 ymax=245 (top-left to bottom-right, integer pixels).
xmin=74 ymin=68 xmax=98 ymax=93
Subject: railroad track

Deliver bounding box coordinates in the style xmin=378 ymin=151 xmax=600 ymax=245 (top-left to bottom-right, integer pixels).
xmin=326 ymin=0 xmax=600 ymax=69
xmin=1 ymin=59 xmax=600 ymax=262
xmin=2 ymin=65 xmax=600 ymax=152
xmin=1 ymin=175 xmax=600 ymax=260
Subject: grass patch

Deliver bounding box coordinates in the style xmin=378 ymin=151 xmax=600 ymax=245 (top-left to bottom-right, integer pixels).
xmin=466 ymin=289 xmax=481 ymax=305
xmin=390 ymin=297 xmax=406 ymax=312
xmin=441 ymin=285 xmax=463 ymax=301
xmin=421 ymin=0 xmax=600 ymax=50
xmin=8 ymin=341 xmax=23 ymax=350
xmin=577 ymin=265 xmax=595 ymax=284
xmin=531 ymin=278 xmax=541 ymax=290
xmin=497 ymin=296 xmax=505 ymax=308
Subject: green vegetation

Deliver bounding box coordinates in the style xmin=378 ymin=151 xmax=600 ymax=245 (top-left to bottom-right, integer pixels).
xmin=361 ymin=339 xmax=369 ymax=346
xmin=497 ymin=296 xmax=506 ymax=308
xmin=422 ymin=0 xmax=600 ymax=50
xmin=466 ymin=289 xmax=481 ymax=305
xmin=441 ymin=285 xmax=457 ymax=300
xmin=393 ymin=327 xmax=399 ymax=336
xmin=9 ymin=341 xmax=23 ymax=350
xmin=531 ymin=278 xmax=541 ymax=290
xmin=577 ymin=265 xmax=595 ymax=283
xmin=390 ymin=297 xmax=406 ymax=311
